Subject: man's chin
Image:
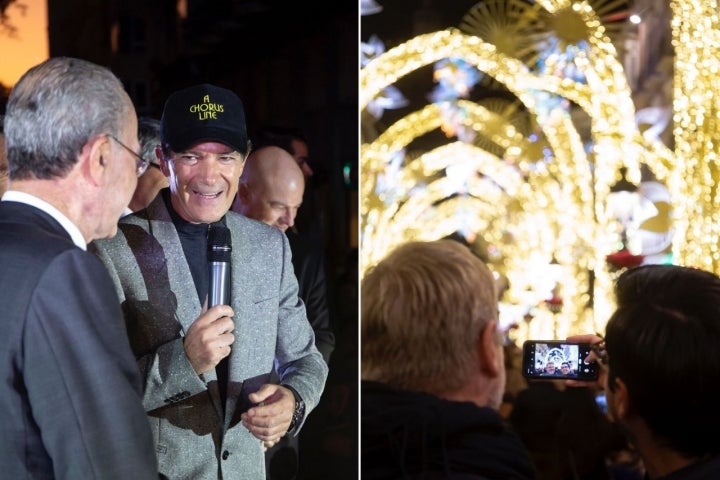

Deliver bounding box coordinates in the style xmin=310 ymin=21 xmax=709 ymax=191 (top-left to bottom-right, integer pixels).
xmin=98 ymin=225 xmax=119 ymax=241
xmin=185 ymin=206 xmax=229 ymax=224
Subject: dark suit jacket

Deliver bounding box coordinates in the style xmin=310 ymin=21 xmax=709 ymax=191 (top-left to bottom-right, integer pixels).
xmin=286 ymin=228 xmax=335 ymax=363
xmin=0 ymin=199 xmax=158 ymax=479
xmin=263 ymin=229 xmax=336 ymax=478
xmin=91 ymin=194 xmax=328 ymax=480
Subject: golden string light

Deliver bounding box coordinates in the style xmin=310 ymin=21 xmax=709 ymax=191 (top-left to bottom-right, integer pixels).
xmin=670 ymin=0 xmax=720 ymax=272
xmin=362 ymin=1 xmax=712 ymax=341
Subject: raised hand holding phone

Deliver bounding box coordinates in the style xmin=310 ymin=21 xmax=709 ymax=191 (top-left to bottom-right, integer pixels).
xmin=564 ymin=333 xmax=606 ymax=388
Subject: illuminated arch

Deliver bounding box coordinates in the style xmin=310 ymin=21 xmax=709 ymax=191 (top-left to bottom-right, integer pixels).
xmin=361 ymin=3 xmax=682 ymax=337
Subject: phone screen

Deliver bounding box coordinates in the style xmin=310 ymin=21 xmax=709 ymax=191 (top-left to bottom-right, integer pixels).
xmin=521 ymin=340 xmax=599 ymax=381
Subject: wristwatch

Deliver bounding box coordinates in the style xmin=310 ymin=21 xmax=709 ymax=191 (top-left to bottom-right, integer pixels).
xmin=283 ymin=384 xmax=306 ymax=435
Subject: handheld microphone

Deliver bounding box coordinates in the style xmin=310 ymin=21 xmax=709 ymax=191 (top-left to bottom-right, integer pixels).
xmin=207 ymin=224 xmax=232 ymax=307
xmin=208 ymin=224 xmax=232 ymax=406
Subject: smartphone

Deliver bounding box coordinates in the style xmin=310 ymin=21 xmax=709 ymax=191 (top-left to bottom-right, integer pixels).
xmin=521 ymin=340 xmax=599 ymax=381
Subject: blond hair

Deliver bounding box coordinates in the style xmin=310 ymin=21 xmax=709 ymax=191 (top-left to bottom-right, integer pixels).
xmin=361 ymin=239 xmax=498 ymax=395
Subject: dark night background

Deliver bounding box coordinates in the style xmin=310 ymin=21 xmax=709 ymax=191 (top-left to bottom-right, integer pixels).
xmin=1 ymin=1 xmax=358 ymax=478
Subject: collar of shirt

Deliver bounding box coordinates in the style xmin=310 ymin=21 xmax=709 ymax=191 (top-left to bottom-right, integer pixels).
xmin=1 ymin=190 xmax=87 ymax=250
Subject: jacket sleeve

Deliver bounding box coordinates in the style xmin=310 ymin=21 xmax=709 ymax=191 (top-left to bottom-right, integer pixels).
xmin=89 ymin=240 xmax=208 ymax=413
xmin=294 ymin=244 xmax=335 ymax=364
xmin=274 ymin=232 xmax=329 ymax=428
xmin=24 ymin=250 xmax=159 ymax=479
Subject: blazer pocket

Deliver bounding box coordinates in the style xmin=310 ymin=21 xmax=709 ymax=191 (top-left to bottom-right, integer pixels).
xmin=243 ymin=284 xmax=278 ymax=306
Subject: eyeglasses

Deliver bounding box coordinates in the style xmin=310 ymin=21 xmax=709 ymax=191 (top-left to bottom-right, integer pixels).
xmin=107 ymin=134 xmax=149 ymax=177
xmin=590 ymin=337 xmax=608 ymax=365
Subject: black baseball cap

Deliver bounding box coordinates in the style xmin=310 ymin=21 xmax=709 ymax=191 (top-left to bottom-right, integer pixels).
xmin=160 ymin=84 xmax=249 ymax=154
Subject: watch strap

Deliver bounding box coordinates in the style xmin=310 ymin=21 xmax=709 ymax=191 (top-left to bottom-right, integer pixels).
xmin=283 ymin=384 xmax=306 ymax=435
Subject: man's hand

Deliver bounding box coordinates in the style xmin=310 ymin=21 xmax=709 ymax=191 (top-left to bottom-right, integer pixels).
xmin=183 ymin=305 xmax=235 ymax=374
xmin=565 ymin=333 xmax=605 ymax=389
xmin=241 ymin=384 xmax=295 ymax=451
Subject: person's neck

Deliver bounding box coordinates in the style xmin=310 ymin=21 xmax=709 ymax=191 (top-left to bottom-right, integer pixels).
xmin=626 ymin=418 xmax=702 ymax=479
xmin=127 ymin=173 xmax=166 ymax=212
xmin=438 ymin=374 xmax=500 ymax=410
xmin=11 ymin=178 xmax=88 ymax=240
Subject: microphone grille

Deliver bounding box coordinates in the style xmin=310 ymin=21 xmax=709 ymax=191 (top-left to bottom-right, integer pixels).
xmin=207 ymin=224 xmax=232 ymax=262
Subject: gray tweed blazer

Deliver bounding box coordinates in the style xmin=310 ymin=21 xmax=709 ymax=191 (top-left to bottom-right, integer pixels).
xmin=91 ymin=193 xmax=328 ymax=480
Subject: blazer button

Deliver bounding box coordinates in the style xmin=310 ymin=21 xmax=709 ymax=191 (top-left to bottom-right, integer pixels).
xmin=222 ymin=450 xmax=229 ymax=460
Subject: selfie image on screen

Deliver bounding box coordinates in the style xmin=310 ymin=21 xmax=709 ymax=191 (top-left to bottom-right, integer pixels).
xmin=534 ymin=343 xmax=578 ymax=378
xmin=522 ymin=340 xmax=598 ymax=381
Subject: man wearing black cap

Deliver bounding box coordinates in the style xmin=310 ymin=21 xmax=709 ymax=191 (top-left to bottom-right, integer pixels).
xmin=91 ymin=84 xmax=328 ymax=480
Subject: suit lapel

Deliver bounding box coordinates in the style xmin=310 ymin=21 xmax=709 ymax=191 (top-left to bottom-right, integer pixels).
xmin=224 ymin=214 xmax=254 ymax=423
xmin=144 ymin=196 xmax=202 ymax=334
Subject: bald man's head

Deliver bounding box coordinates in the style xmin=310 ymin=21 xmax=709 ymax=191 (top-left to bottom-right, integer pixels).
xmin=232 ymin=146 xmax=305 ymax=232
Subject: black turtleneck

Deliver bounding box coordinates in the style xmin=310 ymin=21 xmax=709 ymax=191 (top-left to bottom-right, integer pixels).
xmin=162 ymin=189 xmax=230 ymax=406
xmin=162 ymin=189 xmax=227 ymax=307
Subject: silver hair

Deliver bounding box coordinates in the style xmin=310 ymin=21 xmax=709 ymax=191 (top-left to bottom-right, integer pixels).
xmin=137 ymin=116 xmax=161 ymax=165
xmin=4 ymin=57 xmax=132 ymax=180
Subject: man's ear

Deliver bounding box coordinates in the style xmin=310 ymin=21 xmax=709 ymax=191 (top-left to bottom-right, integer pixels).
xmin=477 ymin=320 xmax=501 ymax=377
xmin=156 ymin=146 xmax=171 ymax=176
xmin=237 ymin=182 xmax=251 ymax=202
xmin=85 ymin=135 xmax=111 ymax=184
xmin=609 ymin=377 xmax=630 ymax=420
